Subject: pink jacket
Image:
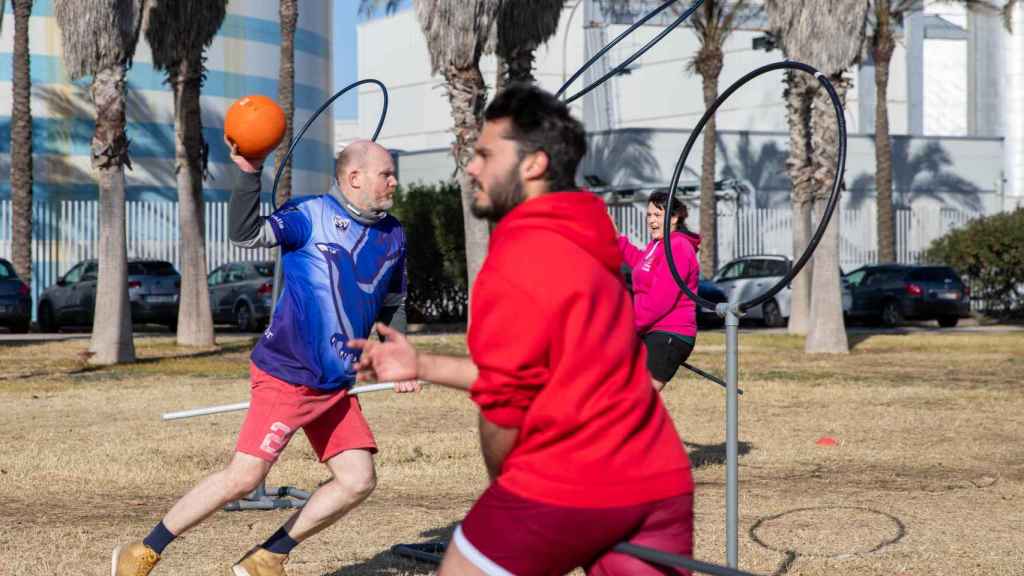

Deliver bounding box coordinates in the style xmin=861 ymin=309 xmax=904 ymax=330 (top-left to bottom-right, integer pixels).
xmin=618 ymin=231 xmax=701 ymax=337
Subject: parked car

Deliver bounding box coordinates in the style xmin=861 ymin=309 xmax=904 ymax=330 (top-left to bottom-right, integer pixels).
xmin=208 ymin=261 xmax=275 ymax=332
xmin=37 ymin=259 xmax=180 ymax=332
xmin=843 ymin=264 xmax=970 ymax=327
xmin=713 ymin=255 xmax=793 ymax=327
xmin=0 ymin=258 xmax=32 ymax=333
xmin=713 ymin=255 xmax=852 ymax=327
xmin=621 ymin=264 xmax=728 ymax=329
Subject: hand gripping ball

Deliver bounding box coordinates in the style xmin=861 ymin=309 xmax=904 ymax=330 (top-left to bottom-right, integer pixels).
xmin=224 ymin=95 xmax=286 ymax=160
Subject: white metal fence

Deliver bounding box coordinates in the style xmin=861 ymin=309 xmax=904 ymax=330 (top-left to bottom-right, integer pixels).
xmin=0 ymin=200 xmax=274 ymax=311
xmin=609 ymin=203 xmax=981 ymax=273
xmin=0 ymin=199 xmax=983 ymax=313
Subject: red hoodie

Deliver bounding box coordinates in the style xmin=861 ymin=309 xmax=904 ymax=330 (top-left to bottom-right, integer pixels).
xmin=468 ymin=191 xmax=693 ymax=508
xmin=618 ymin=231 xmax=702 ymax=337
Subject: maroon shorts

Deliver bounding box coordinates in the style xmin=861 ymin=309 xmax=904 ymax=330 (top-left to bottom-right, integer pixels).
xmin=456 ymin=482 xmax=693 ymax=575
xmin=235 ymin=363 xmax=377 ymax=463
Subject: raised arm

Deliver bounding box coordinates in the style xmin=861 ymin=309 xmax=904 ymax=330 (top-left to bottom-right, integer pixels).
xmin=618 ymin=234 xmax=646 ymax=268
xmin=225 ymin=138 xmax=279 ymax=249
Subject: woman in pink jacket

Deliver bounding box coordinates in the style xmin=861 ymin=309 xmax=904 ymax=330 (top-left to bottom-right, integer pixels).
xmin=618 ymin=191 xmax=701 ymax=390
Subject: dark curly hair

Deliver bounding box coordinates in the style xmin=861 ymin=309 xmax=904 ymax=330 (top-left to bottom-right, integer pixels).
xmin=484 ymin=83 xmax=587 ymax=191
xmin=647 ymin=191 xmax=689 ymax=232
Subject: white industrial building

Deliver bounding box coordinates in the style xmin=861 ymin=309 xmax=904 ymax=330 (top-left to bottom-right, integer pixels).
xmin=345 ymin=1 xmax=1023 ymax=216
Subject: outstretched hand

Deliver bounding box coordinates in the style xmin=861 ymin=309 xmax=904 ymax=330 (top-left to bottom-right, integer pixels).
xmin=223 ymin=135 xmax=263 ymax=173
xmin=348 ymin=323 xmax=421 ymax=393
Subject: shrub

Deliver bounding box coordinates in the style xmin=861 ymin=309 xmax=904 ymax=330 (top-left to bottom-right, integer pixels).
xmin=391 ymin=181 xmax=468 ymax=323
xmin=923 ymin=208 xmax=1024 ymax=317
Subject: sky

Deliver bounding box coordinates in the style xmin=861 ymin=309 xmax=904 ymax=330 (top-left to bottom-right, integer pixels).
xmin=333 ymin=0 xmax=413 ymax=120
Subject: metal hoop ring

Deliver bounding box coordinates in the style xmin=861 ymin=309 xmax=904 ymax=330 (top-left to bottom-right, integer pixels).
xmin=271 ymin=78 xmax=389 ymax=209
xmin=661 ymin=61 xmax=847 ymax=314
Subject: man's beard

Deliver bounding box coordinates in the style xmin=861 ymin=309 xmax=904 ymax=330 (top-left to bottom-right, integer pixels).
xmin=470 ymin=168 xmax=525 ymax=223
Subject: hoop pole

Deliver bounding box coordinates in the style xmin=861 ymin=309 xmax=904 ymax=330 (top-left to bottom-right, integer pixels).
xmin=161 ymin=382 xmax=405 ymax=421
xmin=725 ymin=308 xmax=740 ymax=568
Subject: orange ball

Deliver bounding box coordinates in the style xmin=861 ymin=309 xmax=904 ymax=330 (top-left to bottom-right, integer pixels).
xmin=224 ymin=95 xmax=286 ymax=160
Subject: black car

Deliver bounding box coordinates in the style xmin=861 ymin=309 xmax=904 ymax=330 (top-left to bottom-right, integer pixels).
xmin=208 ymin=261 xmax=275 ymax=332
xmin=843 ymin=264 xmax=970 ymax=327
xmin=0 ymin=258 xmax=32 ymax=333
xmin=38 ymin=259 xmax=180 ymax=332
xmin=622 ymin=264 xmax=727 ymax=328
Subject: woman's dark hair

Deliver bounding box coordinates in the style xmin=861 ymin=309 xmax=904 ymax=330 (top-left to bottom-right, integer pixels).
xmin=647 ymin=191 xmax=688 ymax=231
xmin=484 ymin=83 xmax=587 ymax=191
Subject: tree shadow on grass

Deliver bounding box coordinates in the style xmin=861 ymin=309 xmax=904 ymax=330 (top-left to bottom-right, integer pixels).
xmin=685 ymin=440 xmax=753 ymax=469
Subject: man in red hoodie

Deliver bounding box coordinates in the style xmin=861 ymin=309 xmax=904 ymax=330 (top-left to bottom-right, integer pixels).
xmin=349 ymin=84 xmax=694 ymax=575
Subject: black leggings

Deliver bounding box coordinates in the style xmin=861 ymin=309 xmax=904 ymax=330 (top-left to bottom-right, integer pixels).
xmin=642 ymin=331 xmax=695 ymax=382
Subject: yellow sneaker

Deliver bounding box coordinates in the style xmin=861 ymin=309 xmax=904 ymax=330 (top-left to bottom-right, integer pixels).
xmin=111 ymin=542 xmax=160 ymax=576
xmin=232 ymin=547 xmax=289 ymax=576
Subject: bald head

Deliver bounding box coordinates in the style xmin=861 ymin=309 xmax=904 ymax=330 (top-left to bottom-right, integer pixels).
xmin=335 ymin=140 xmax=397 ymax=213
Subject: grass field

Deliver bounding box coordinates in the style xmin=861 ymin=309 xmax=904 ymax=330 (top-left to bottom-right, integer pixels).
xmin=0 ymin=329 xmax=1021 ymax=575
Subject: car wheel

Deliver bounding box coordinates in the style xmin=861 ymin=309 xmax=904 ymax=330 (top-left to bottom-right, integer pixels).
xmin=881 ymin=300 xmax=902 ymax=327
xmin=38 ymin=302 xmax=57 ymax=333
xmin=762 ymin=299 xmax=785 ymax=328
xmin=937 ymin=316 xmax=959 ymax=328
xmin=236 ymin=302 xmax=254 ymax=333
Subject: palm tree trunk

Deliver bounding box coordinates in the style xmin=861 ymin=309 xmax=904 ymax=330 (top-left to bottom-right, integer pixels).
xmin=89 ymin=65 xmax=136 ymax=364
xmin=10 ymin=0 xmax=33 ymax=289
xmin=873 ymin=7 xmax=896 ymax=263
xmin=444 ymin=64 xmax=490 ymax=288
xmin=805 ymin=72 xmax=849 ymax=354
xmin=496 ymin=54 xmax=508 ymax=94
xmin=274 ymin=0 xmax=297 ymax=207
xmin=173 ymin=55 xmax=215 ymax=347
xmin=505 ymin=46 xmax=535 ymax=84
xmin=783 ymin=71 xmax=816 ymax=335
xmin=697 ymin=45 xmax=722 ymax=278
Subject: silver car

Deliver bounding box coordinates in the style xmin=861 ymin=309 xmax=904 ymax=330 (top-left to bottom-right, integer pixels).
xmin=713 ymin=255 xmax=794 ymax=326
xmin=38 ymin=259 xmax=180 ymax=332
xmin=714 ymin=255 xmax=852 ymax=326
xmin=207 ymin=261 xmax=275 ymax=332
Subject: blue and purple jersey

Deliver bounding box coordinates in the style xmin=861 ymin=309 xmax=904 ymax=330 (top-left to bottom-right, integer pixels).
xmin=251 ymin=194 xmax=406 ymax=391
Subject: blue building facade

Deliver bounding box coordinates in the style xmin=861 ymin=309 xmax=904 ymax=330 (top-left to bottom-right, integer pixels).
xmin=0 ymin=0 xmax=335 ymax=203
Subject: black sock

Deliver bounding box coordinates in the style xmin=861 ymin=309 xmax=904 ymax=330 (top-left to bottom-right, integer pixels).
xmin=261 ymin=527 xmax=299 ymax=555
xmin=142 ymin=521 xmax=176 ymax=555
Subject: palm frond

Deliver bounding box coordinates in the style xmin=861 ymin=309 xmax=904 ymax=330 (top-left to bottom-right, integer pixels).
xmin=414 ymin=0 xmax=502 ymax=72
xmin=145 ymin=0 xmax=228 ymax=73
xmin=765 ymin=0 xmax=869 ymax=73
xmin=495 ymin=0 xmax=564 ymax=55
xmin=54 ymin=0 xmax=146 ymax=79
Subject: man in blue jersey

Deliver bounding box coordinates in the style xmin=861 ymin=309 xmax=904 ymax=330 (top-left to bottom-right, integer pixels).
xmin=111 ymin=139 xmax=417 ymax=576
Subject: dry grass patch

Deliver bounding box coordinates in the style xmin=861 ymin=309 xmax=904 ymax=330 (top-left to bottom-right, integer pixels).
xmin=0 ymin=330 xmax=1021 ymax=575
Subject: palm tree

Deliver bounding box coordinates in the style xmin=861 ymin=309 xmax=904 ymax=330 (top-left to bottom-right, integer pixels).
xmin=274 ymin=0 xmax=297 ymax=207
xmin=413 ymin=0 xmax=502 ymax=289
xmin=10 ymin=0 xmax=33 ymax=294
xmin=494 ymin=0 xmax=564 ymax=85
xmin=145 ymin=0 xmax=228 ymax=347
xmin=688 ymin=0 xmax=754 ymax=278
xmin=766 ymin=0 xmax=868 ymax=353
xmin=54 ymin=0 xmax=146 ymax=364
xmin=870 ymin=1 xmax=1002 ymax=264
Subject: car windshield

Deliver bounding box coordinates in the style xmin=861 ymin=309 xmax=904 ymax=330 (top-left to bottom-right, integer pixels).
xmin=129 ymin=261 xmax=178 ymax=276
xmin=908 ymin=267 xmax=960 ymax=283
xmin=254 ymin=263 xmax=275 ymax=277
xmin=0 ymin=260 xmax=14 ymax=279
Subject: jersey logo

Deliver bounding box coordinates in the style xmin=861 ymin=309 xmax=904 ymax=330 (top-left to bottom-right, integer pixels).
xmin=334 ymin=215 xmax=350 ymax=232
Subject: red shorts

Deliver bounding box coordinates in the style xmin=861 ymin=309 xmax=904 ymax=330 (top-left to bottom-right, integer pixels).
xmin=456 ymin=483 xmax=693 ymax=576
xmin=236 ymin=363 xmax=377 ymax=463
